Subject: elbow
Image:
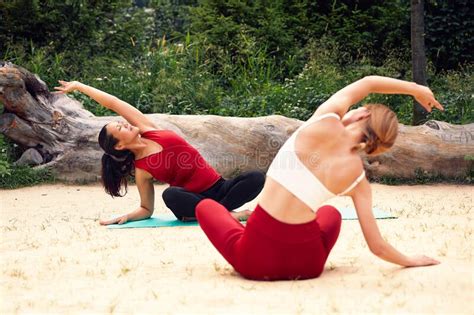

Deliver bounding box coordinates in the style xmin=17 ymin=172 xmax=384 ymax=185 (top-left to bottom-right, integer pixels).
xmin=361 ymin=76 xmax=378 ymax=88
xmin=363 ymin=75 xmax=380 ymax=82
xmin=353 ymin=76 xmax=376 ymax=97
xmin=368 ymin=241 xmax=386 ymax=257
xmin=142 ymin=206 xmax=154 ymax=217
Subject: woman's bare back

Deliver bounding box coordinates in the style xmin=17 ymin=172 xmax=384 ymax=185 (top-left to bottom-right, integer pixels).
xmin=259 ymin=118 xmax=363 ymax=224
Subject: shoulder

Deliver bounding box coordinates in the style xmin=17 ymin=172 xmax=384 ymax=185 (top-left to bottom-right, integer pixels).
xmin=139 ymin=127 xmax=162 ymax=135
xmin=299 ymin=114 xmax=344 ymax=142
xmin=309 ymin=111 xmax=342 ymax=121
xmin=139 ymin=128 xmax=177 ymax=143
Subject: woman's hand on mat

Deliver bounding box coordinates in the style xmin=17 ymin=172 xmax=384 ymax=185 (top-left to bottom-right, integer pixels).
xmin=413 ymin=85 xmax=444 ymax=112
xmin=53 ymin=80 xmax=80 ymax=94
xmin=99 ymin=215 xmax=128 ymax=225
xmin=406 ymin=255 xmax=440 ymax=267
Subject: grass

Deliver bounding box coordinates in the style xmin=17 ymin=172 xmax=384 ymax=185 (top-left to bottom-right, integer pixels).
xmin=372 ymin=168 xmax=472 ymax=186
xmin=0 ymin=166 xmax=55 ymax=189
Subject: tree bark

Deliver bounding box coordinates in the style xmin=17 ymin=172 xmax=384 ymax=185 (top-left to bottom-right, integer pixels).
xmin=1 ymin=62 xmax=473 ymax=183
xmin=411 ymin=0 xmax=428 ymax=125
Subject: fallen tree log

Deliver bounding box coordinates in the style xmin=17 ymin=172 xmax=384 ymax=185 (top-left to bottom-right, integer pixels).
xmin=0 ymin=62 xmax=472 ymax=183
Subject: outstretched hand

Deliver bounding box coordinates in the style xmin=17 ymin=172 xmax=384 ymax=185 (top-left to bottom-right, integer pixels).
xmin=406 ymin=255 xmax=440 ymax=267
xmin=53 ymin=80 xmax=80 ymax=94
xmin=414 ymin=85 xmax=444 ymax=113
xmin=99 ymin=215 xmax=128 ymax=226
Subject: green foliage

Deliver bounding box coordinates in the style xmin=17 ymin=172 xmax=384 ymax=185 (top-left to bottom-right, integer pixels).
xmin=189 ymin=0 xmax=412 ymax=77
xmin=149 ymin=0 xmax=197 ymax=40
xmin=372 ymin=166 xmax=472 ymax=185
xmin=426 ymin=65 xmax=474 ymax=124
xmin=0 ymin=135 xmax=54 ymax=189
xmin=425 ymin=0 xmax=474 ymax=70
xmin=308 ymin=0 xmax=411 ymax=66
xmin=0 ymin=160 xmax=10 ymax=178
xmin=0 ymin=165 xmax=54 ymax=189
xmin=189 ymin=0 xmax=310 ymax=78
xmin=373 ymin=173 xmax=472 ymax=185
xmin=0 ymin=136 xmax=11 ymax=178
xmin=0 ymin=0 xmax=133 ymax=56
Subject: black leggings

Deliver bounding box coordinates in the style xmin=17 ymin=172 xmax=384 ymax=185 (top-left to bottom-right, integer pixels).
xmin=162 ymin=171 xmax=265 ymax=220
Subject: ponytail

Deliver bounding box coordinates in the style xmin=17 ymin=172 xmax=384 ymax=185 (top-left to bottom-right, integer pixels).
xmin=357 ymin=104 xmax=398 ymax=155
xmin=361 ymin=125 xmax=380 ymax=155
xmin=101 ymin=152 xmax=134 ymax=197
xmin=98 ymin=125 xmax=135 ymax=197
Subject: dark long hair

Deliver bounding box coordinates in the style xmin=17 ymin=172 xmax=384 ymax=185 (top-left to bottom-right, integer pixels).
xmin=98 ymin=124 xmax=135 ymax=197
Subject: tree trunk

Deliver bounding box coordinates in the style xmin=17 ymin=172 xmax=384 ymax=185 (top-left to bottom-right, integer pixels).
xmin=411 ymin=0 xmax=428 ymax=125
xmin=1 ymin=62 xmax=473 ymax=183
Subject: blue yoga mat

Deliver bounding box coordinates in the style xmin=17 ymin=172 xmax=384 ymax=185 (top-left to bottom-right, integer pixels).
xmin=107 ymin=208 xmax=396 ymax=229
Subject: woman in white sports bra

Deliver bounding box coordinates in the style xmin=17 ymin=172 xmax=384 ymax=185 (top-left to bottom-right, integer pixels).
xmin=195 ymin=76 xmax=444 ymax=280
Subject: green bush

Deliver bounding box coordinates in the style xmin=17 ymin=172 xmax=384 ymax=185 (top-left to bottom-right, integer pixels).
xmin=0 ymin=135 xmax=54 ymax=189
xmin=0 ymin=165 xmax=54 ymax=189
xmin=0 ymin=135 xmax=11 ymax=178
xmin=425 ymin=0 xmax=474 ymax=71
xmin=426 ymin=66 xmax=474 ymax=124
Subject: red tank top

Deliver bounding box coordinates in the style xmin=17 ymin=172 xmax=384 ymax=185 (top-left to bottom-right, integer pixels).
xmin=134 ymin=130 xmax=221 ymax=193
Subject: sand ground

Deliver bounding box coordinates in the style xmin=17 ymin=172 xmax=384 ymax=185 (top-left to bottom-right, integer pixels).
xmin=0 ymin=183 xmax=472 ymax=314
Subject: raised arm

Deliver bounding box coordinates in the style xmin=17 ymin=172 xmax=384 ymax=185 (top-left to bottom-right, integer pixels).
xmin=99 ymin=168 xmax=155 ymax=225
xmin=313 ymin=75 xmax=443 ymax=119
xmin=350 ymin=179 xmax=440 ymax=267
xmin=54 ymin=80 xmax=157 ymax=133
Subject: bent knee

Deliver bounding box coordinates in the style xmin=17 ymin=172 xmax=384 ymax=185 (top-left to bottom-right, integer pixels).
xmin=317 ymin=205 xmax=342 ymax=221
xmin=162 ymin=186 xmax=183 ymax=203
xmin=195 ymin=198 xmax=219 ymax=220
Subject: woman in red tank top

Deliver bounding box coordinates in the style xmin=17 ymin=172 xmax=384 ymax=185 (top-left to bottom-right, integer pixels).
xmin=54 ymin=80 xmax=264 ymax=224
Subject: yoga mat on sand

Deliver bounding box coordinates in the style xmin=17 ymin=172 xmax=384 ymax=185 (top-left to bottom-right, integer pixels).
xmin=107 ymin=208 xmax=396 ymax=229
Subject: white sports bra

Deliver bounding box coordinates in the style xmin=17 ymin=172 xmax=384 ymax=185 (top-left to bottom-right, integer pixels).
xmin=266 ymin=113 xmax=365 ymax=211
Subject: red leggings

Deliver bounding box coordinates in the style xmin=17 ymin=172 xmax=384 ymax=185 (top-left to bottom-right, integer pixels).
xmin=196 ymin=199 xmax=342 ymax=281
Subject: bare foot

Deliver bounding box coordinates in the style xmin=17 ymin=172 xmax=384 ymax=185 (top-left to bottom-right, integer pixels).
xmin=230 ymin=210 xmax=252 ymax=221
